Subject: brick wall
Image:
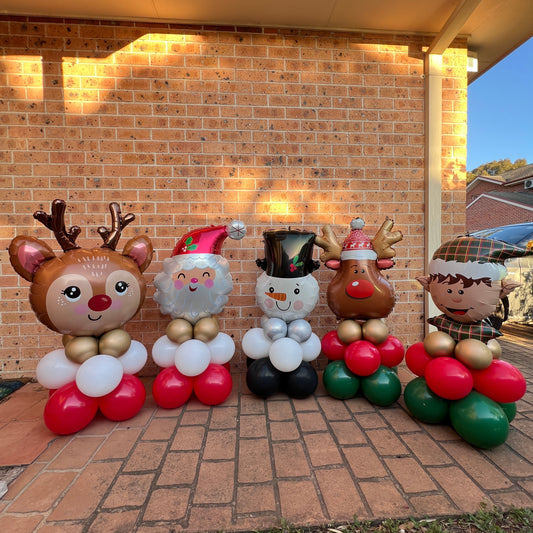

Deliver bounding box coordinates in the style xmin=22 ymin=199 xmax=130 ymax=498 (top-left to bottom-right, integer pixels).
xmin=467 ymin=196 xmax=533 ymax=231
xmin=0 ymin=17 xmax=468 ymax=377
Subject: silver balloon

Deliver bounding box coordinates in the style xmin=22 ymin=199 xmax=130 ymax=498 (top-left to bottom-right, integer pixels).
xmin=262 ymin=317 xmax=288 ymax=341
xmin=287 ymin=319 xmax=312 ymax=343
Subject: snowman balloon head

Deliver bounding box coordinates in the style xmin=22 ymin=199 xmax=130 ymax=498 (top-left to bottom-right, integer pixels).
xmin=255 ymin=230 xmax=320 ymax=323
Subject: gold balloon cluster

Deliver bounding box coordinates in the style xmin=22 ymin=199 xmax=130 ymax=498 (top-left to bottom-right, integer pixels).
xmin=62 ymin=328 xmax=132 ymax=363
xmin=423 ymin=330 xmax=499 ymax=370
xmin=166 ymin=317 xmax=220 ymax=344
xmin=337 ymin=318 xmax=389 ymax=345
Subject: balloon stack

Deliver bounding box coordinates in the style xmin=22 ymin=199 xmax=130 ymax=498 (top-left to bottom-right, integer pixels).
xmin=9 ymin=200 xmax=154 ymax=434
xmin=151 ymin=220 xmax=246 ymax=408
xmin=405 ymin=236 xmax=532 ymax=448
xmin=243 ymin=230 xmax=322 ymax=399
xmin=315 ymin=217 xmax=405 ymax=406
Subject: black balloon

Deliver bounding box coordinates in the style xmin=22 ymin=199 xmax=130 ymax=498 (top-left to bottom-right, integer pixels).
xmin=246 ymin=358 xmax=283 ymax=398
xmin=283 ymin=361 xmax=318 ymax=399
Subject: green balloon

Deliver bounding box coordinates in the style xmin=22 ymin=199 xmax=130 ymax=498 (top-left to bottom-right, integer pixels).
xmin=361 ymin=365 xmax=402 ymax=407
xmin=450 ymin=391 xmax=509 ymax=449
xmin=323 ymin=360 xmax=360 ymax=400
xmin=499 ymin=402 xmax=517 ymax=422
xmin=404 ymin=377 xmax=450 ymax=423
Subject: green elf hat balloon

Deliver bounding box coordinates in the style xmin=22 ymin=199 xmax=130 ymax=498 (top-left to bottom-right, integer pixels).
xmin=429 ymin=236 xmax=530 ymax=281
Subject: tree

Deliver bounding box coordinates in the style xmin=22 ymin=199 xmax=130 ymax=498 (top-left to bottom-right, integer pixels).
xmin=467 ymin=158 xmax=528 ymax=183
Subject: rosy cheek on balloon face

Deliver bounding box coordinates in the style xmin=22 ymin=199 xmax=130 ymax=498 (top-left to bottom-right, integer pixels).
xmin=204 ymin=279 xmax=214 ymax=289
xmin=174 ymin=279 xmax=184 ymax=290
xmin=264 ymin=299 xmax=274 ymax=310
xmin=75 ymin=303 xmax=88 ymax=315
xmin=293 ymin=300 xmax=303 ymax=311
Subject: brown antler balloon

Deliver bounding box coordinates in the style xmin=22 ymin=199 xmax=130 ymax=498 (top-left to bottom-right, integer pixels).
xmin=314 ymin=225 xmax=343 ymax=263
xmin=33 ymin=199 xmax=81 ymax=251
xmin=371 ymin=218 xmax=402 ymax=260
xmin=98 ymin=202 xmax=135 ymax=250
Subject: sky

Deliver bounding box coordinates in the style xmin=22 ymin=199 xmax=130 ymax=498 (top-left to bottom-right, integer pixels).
xmin=467 ymin=37 xmax=533 ymax=172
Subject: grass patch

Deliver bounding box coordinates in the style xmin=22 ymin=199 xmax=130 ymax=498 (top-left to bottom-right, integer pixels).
xmin=251 ymin=505 xmax=533 ymax=533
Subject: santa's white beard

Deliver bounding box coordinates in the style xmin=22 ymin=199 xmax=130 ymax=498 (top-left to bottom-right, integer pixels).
xmin=170 ymin=283 xmax=225 ymax=324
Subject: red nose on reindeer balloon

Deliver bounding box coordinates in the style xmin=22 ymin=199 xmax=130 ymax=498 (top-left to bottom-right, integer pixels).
xmin=316 ymin=217 xmax=405 ymax=406
xmin=9 ymin=200 xmax=153 ymax=435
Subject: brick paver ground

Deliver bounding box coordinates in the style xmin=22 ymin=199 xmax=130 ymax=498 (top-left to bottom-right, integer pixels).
xmin=0 ymin=328 xmax=532 ymax=533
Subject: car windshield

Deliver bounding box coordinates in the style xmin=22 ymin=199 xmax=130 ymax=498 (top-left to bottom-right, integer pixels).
xmin=471 ymin=224 xmax=533 ymax=248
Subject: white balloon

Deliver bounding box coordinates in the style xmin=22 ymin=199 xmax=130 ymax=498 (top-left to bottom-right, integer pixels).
xmin=300 ymin=333 xmax=321 ymax=362
xmin=287 ymin=319 xmax=312 ymax=342
xmin=262 ymin=317 xmax=288 ymax=341
xmin=207 ymin=332 xmax=235 ymax=365
xmin=36 ymin=348 xmax=79 ymax=389
xmin=242 ymin=328 xmax=272 ymax=359
xmin=269 ymin=337 xmax=303 ymax=372
xmin=76 ymin=355 xmax=124 ymax=397
xmin=152 ymin=335 xmax=179 ymax=368
xmin=118 ymin=340 xmax=147 ymax=374
xmin=174 ymin=339 xmax=211 ymax=377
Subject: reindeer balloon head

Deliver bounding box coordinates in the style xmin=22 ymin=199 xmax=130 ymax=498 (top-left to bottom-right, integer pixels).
xmin=315 ymin=217 xmax=402 ymax=320
xmin=9 ymin=199 xmax=153 ymax=341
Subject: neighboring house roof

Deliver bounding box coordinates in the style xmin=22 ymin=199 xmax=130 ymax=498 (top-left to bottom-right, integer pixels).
xmin=2 ymin=0 xmax=533 ymax=84
xmin=503 ymin=163 xmax=533 ymax=186
xmin=467 ymin=190 xmax=533 ymax=210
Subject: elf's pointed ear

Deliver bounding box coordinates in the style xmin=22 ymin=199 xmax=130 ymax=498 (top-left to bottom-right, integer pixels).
xmin=416 ymin=276 xmax=431 ymax=291
xmin=500 ymin=279 xmax=520 ymax=298
xmin=9 ymin=236 xmax=56 ymax=282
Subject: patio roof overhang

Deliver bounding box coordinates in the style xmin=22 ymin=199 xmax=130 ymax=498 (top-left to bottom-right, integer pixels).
xmin=1 ymin=0 xmax=532 ymax=84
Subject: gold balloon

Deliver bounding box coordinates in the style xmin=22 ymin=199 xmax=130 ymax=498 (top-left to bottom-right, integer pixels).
xmin=166 ymin=318 xmax=194 ymax=344
xmin=362 ymin=319 xmax=389 ymax=345
xmin=194 ymin=316 xmax=219 ymax=342
xmin=62 ymin=334 xmax=75 ymax=347
xmin=65 ymin=336 xmax=99 ymax=364
xmin=99 ymin=328 xmax=131 ymax=357
xmin=337 ymin=319 xmax=362 ymax=344
xmin=454 ymin=338 xmax=493 ymax=370
xmin=423 ymin=330 xmax=455 ymax=357
xmin=487 ymin=338 xmax=502 ymax=360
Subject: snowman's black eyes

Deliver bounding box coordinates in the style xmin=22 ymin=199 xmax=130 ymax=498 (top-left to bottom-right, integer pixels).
xmin=269 ymin=287 xmax=275 ymax=293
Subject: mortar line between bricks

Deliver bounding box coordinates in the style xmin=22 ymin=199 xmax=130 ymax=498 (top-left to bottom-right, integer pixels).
xmin=266 ymin=396 xmax=289 ymax=526
xmin=80 ymin=415 xmax=161 ymax=533
xmin=15 ymin=425 xmax=124 ymax=532
xmin=231 ymin=390 xmax=242 ymax=529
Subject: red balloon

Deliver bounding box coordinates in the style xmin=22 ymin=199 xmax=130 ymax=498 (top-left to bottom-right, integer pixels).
xmin=425 ymin=357 xmax=473 ymax=400
xmin=472 ymin=360 xmax=527 ymax=403
xmin=377 ymin=335 xmax=405 ymax=368
xmin=345 ymin=340 xmax=381 ymax=376
xmin=405 ymin=342 xmax=433 ymax=377
xmin=194 ymin=364 xmax=233 ymax=405
xmin=152 ymin=367 xmax=194 ymax=409
xmin=99 ymin=374 xmax=146 ymax=421
xmin=44 ymin=382 xmax=99 ymax=435
xmin=321 ymin=330 xmax=347 ymax=361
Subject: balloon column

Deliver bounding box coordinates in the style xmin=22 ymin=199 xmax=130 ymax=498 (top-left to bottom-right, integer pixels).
xmin=404 ymin=236 xmax=531 ymax=448
xmin=9 ymin=200 xmax=153 ymax=434
xmin=151 ymin=220 xmax=246 ymax=408
xmin=243 ymin=230 xmax=322 ymax=399
xmin=316 ymin=218 xmax=405 ymax=406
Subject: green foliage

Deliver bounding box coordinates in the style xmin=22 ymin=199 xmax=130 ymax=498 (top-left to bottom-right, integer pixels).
xmin=467 ymin=158 xmax=528 ymax=183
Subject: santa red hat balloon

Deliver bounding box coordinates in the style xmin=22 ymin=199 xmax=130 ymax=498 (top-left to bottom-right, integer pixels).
xmin=152 ymin=220 xmax=246 ymax=408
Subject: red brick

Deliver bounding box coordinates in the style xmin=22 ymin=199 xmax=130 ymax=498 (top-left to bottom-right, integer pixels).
xmin=315 ymin=468 xmax=366 ymax=520
xmin=385 ymin=457 xmax=437 ymax=493
xmin=303 ymin=432 xmax=343 ymax=466
xmin=278 ymin=479 xmax=326 ymax=526
xmin=236 ymin=484 xmax=277 ymax=514
xmin=143 ymin=487 xmax=190 ymax=521
xmin=343 ymin=446 xmax=387 ymax=478
xmin=203 ymin=429 xmax=236 ymax=460
xmin=194 ymin=461 xmax=235 ymax=503
xmin=47 ymin=462 xmax=121 ymax=521
xmin=238 ymin=438 xmax=272 ymax=482
xmin=359 ymin=480 xmax=411 ymax=517
xmin=87 ymin=510 xmax=140 ymax=533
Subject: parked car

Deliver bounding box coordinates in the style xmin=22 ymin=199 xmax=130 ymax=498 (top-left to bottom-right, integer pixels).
xmin=469 ymin=222 xmax=533 ymax=325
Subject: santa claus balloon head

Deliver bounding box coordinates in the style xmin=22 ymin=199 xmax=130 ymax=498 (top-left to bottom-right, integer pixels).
xmin=154 ymin=220 xmax=246 ymax=324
